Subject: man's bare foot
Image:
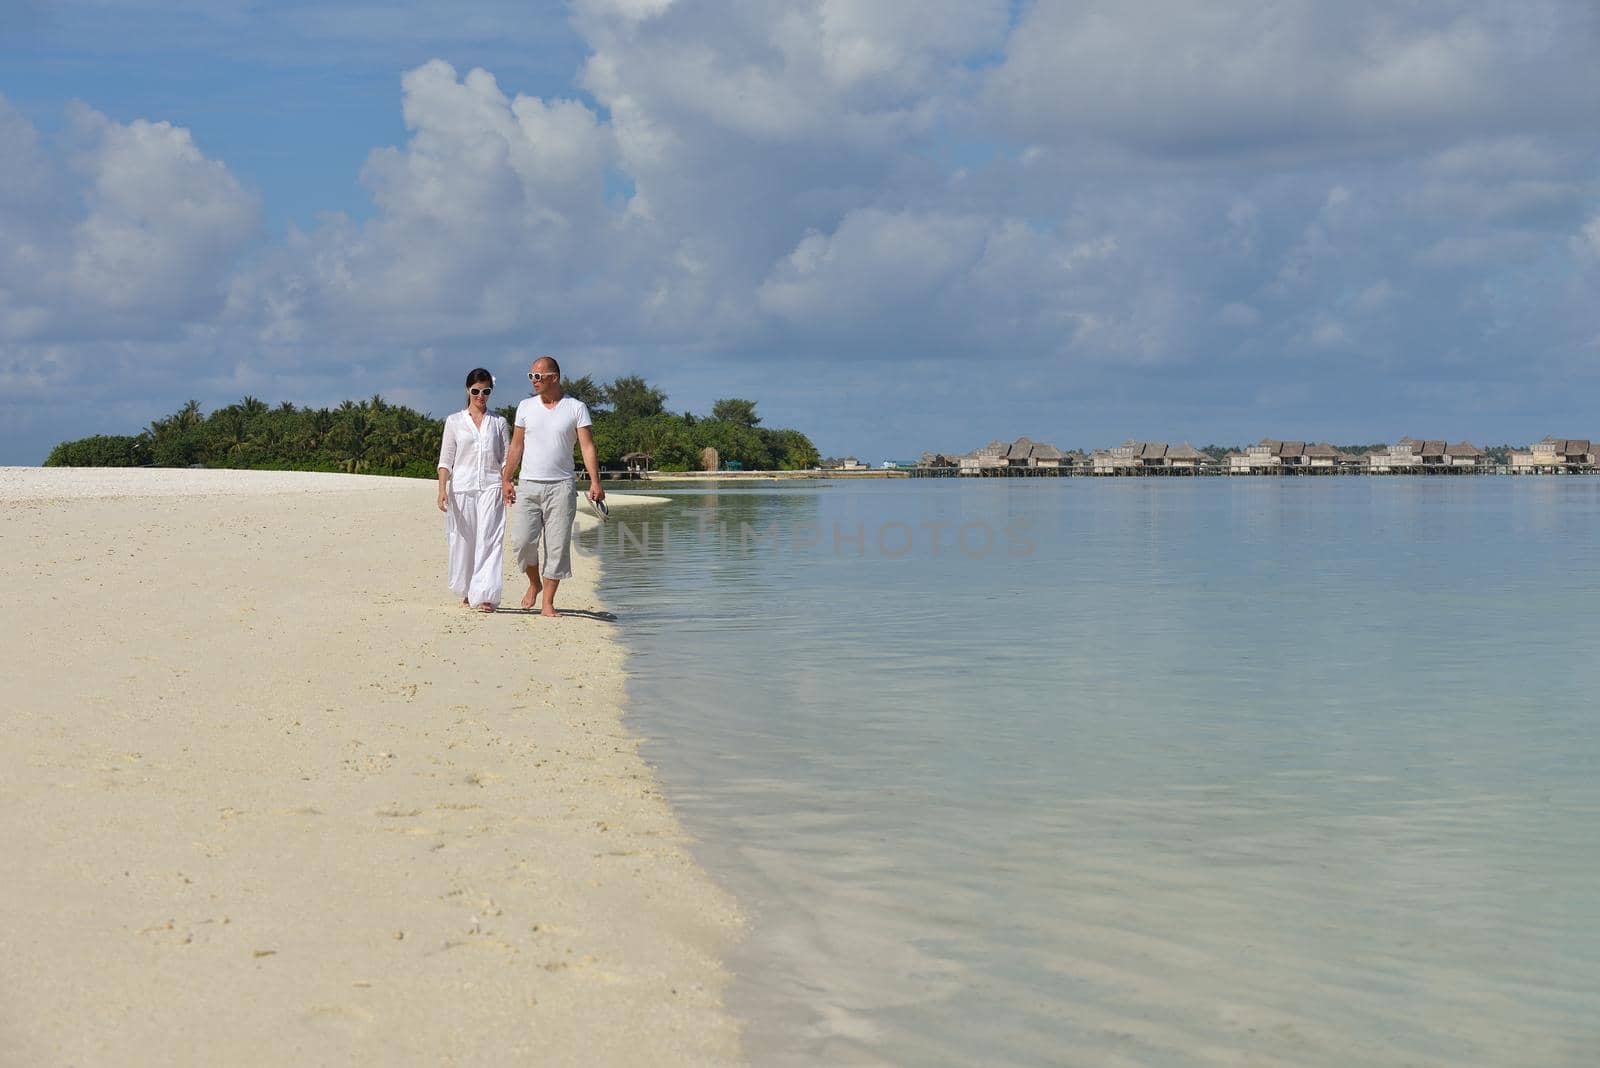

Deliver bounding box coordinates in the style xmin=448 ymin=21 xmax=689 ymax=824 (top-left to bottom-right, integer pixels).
xmin=475 ymin=603 xmax=495 ymax=613
xmin=520 ymin=586 xmax=538 ymax=609
xmin=540 ymin=605 xmax=560 ymax=618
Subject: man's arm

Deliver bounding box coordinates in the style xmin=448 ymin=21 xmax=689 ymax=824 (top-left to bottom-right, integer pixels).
xmin=502 ymin=424 xmax=525 ymax=504
xmin=577 ymin=426 xmax=604 ymax=502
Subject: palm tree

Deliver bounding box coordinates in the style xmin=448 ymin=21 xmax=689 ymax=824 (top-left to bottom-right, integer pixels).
xmin=210 ymin=409 xmax=251 ymax=461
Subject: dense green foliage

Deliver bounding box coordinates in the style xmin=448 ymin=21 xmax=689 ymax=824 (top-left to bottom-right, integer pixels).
xmin=46 ymin=381 xmax=820 ymax=475
xmin=43 ymin=434 xmax=148 ymax=468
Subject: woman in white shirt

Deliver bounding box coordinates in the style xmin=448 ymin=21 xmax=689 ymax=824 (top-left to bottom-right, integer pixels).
xmin=437 ymin=368 xmax=511 ymax=611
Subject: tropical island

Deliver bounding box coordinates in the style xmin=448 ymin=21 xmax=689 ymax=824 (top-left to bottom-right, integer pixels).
xmin=42 ymin=375 xmax=820 ymax=476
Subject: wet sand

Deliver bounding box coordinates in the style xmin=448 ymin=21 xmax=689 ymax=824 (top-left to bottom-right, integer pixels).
xmin=0 ymin=468 xmax=742 ymax=1066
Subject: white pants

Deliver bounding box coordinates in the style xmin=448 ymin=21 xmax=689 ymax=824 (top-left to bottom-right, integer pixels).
xmin=446 ymin=487 xmax=506 ymax=607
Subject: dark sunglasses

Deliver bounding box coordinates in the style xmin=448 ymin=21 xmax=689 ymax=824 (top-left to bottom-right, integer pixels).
xmin=469 ymin=387 xmax=492 ymax=396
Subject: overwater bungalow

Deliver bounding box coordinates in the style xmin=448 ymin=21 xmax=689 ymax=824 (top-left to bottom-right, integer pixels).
xmin=1275 ymin=441 xmax=1308 ymax=469
xmin=1028 ymin=443 xmax=1068 ymax=469
xmin=1303 ymin=443 xmax=1340 ymax=470
xmin=1226 ymin=439 xmax=1278 ymax=474
xmin=957 ymin=440 xmax=1009 ymax=474
xmin=1367 ymin=440 xmax=1419 ymax=473
xmin=1003 ymin=437 xmax=1036 ymax=469
xmin=1091 ymin=441 xmax=1139 ymax=475
xmin=1165 ymin=443 xmax=1209 ymax=472
xmin=1447 ymin=442 xmax=1489 ymax=470
xmin=949 ymin=437 xmax=1076 ymax=475
xmin=1416 ymin=440 xmax=1449 ymax=469
xmin=1509 ymin=438 xmax=1593 ymax=473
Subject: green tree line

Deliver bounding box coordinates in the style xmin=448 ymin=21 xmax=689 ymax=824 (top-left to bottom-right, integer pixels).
xmin=44 ymin=378 xmax=820 ymax=475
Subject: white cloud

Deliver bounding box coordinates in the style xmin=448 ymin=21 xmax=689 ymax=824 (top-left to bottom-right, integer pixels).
xmin=574 ymin=0 xmax=676 ymax=22
xmin=1415 ymin=231 xmax=1544 ymax=268
xmin=1218 ymin=303 xmax=1261 ymax=328
xmin=1423 ymin=136 xmax=1569 ymax=178
xmin=758 ymin=209 xmax=991 ymax=324
xmin=1309 ymin=319 xmax=1348 ymax=349
xmin=0 ymin=98 xmax=257 ymax=343
xmin=246 ymin=60 xmax=618 ymax=342
xmin=1353 ymin=280 xmax=1400 ymax=314
xmin=1575 ymin=217 xmax=1600 ymax=260
xmin=982 ymin=1 xmax=1600 ymax=158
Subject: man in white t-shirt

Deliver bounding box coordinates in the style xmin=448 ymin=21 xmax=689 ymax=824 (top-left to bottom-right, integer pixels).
xmin=501 ymin=355 xmax=605 ymax=616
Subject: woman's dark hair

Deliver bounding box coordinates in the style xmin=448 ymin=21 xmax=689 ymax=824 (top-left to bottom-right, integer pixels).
xmin=465 ymin=367 xmax=493 ymax=388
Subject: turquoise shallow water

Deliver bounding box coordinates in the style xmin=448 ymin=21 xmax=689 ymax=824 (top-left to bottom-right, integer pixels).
xmin=587 ymin=478 xmax=1600 ymax=1066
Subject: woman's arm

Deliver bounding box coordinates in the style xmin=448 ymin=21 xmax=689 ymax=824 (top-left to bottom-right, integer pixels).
xmin=437 ymin=415 xmax=456 ymax=512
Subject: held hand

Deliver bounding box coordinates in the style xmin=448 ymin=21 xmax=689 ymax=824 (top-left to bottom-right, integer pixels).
xmin=503 ymin=480 xmax=517 ymax=505
xmin=437 ymin=490 xmax=447 ymax=513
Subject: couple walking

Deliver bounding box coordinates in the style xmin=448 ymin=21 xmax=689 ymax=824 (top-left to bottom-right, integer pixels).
xmin=435 ymin=355 xmax=605 ymax=615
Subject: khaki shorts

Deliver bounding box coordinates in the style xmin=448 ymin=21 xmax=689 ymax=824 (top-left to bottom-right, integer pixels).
xmin=512 ymin=479 xmax=577 ymax=580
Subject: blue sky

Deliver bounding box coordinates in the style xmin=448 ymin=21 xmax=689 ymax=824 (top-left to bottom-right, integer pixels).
xmin=3 ymin=0 xmax=1599 ymax=464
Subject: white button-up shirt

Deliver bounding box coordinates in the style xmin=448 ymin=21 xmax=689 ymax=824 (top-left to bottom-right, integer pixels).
xmin=437 ymin=410 xmax=510 ymax=493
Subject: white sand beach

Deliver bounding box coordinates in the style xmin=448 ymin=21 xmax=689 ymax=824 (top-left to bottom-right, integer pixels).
xmin=0 ymin=468 xmax=742 ymax=1066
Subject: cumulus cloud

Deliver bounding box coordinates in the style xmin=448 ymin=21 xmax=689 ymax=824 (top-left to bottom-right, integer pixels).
xmin=244 ymin=60 xmax=619 ymax=344
xmin=759 ymin=209 xmax=992 ymax=325
xmin=983 ymin=0 xmax=1600 ymax=158
xmin=0 ymin=97 xmax=257 ymax=343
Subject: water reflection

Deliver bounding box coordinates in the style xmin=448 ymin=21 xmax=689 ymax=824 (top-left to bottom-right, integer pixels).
xmin=599 ymin=479 xmax=1600 ymax=1067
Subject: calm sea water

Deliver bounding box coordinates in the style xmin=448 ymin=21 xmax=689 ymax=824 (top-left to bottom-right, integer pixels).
xmin=587 ymin=478 xmax=1599 ymax=1067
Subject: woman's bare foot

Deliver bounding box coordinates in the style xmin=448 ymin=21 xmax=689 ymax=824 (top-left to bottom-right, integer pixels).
xmin=461 ymin=597 xmax=470 ymax=607
xmin=474 ymin=603 xmax=495 ymax=613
